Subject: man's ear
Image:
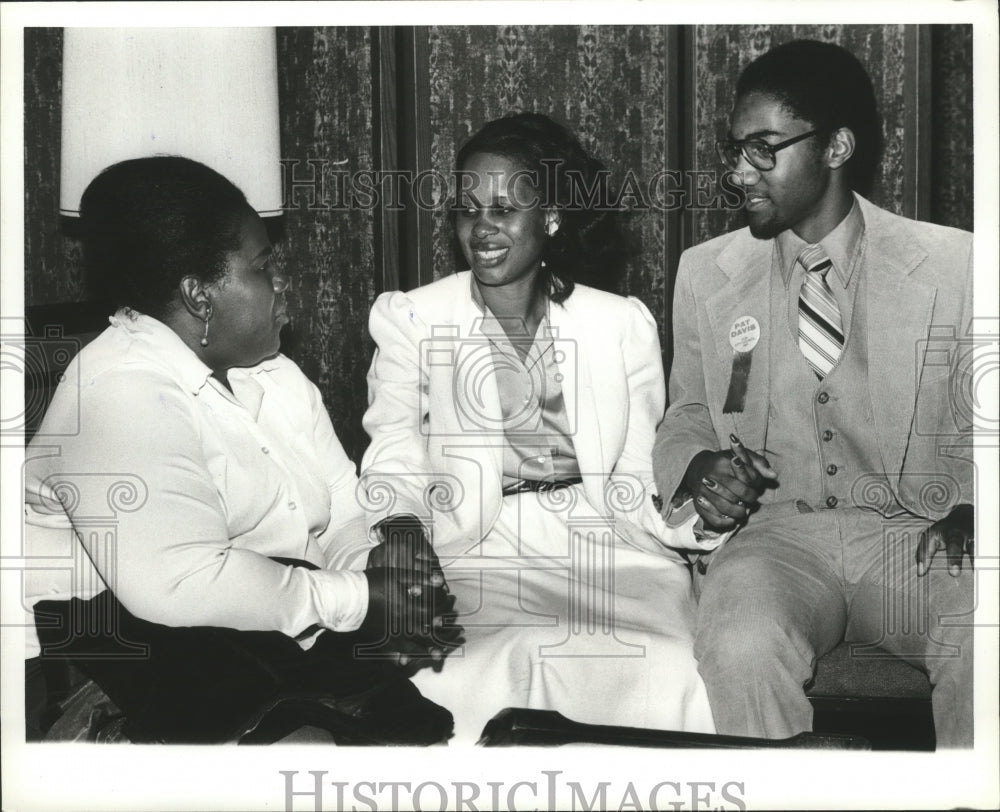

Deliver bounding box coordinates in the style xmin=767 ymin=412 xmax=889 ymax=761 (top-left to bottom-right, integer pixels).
xmin=827 ymin=127 xmax=856 ymax=171
xmin=178 ymin=276 xmax=212 ymax=319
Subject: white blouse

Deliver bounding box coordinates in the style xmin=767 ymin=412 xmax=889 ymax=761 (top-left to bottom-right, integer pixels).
xmin=24 ymin=310 xmax=371 ymax=652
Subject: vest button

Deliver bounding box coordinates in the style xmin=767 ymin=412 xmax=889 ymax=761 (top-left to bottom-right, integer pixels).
xmin=826 ymin=496 xmax=839 ymax=508
xmin=817 ymin=392 xmax=830 ymax=404
xmin=826 ymin=464 xmax=838 ymax=475
xmin=822 ymin=430 xmax=833 ymax=441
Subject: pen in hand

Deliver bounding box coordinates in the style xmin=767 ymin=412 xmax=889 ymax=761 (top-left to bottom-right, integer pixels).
xmin=729 ymin=433 xmax=778 ymax=481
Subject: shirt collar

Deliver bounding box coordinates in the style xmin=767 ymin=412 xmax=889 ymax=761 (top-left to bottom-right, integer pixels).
xmin=109 ymin=309 xmax=215 ymax=395
xmin=108 ymin=309 xmax=281 ymax=402
xmin=469 ymin=274 xmax=552 ymax=364
xmin=776 ymin=195 xmax=866 ymax=288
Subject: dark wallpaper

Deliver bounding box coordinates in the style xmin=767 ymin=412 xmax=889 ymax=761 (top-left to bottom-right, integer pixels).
xmin=23 ymin=24 xmax=975 ymax=463
xmin=425 ymin=25 xmax=676 ymax=350
xmin=275 ymin=27 xmax=378 ymax=463
xmin=931 ymin=24 xmax=974 ymax=230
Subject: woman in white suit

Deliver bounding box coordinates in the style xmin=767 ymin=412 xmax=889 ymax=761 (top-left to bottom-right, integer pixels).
xmin=361 ymin=113 xmax=723 ymax=741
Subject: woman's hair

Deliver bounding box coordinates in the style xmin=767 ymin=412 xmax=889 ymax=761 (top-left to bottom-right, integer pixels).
xmin=736 ymin=39 xmax=883 ymax=196
xmin=455 ymin=112 xmax=627 ymax=303
xmin=80 ymin=156 xmax=250 ymax=320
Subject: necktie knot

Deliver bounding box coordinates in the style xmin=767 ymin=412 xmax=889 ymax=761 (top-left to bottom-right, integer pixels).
xmin=798 ymin=243 xmax=832 ymax=275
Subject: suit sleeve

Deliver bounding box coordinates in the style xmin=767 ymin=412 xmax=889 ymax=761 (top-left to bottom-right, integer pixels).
xmin=652 ymin=251 xmax=723 ymax=516
xmin=614 ymin=296 xmax=725 ymax=551
xmin=958 ymin=243 xmax=974 ymax=504
xmin=938 ymin=236 xmax=975 ymax=508
xmin=360 ymin=291 xmax=438 ymax=531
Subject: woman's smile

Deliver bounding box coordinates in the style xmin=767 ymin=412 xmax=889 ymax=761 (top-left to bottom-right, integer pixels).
xmin=470 ymin=245 xmax=510 ymax=267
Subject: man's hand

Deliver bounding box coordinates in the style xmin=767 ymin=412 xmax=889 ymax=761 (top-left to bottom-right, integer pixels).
xmin=916 ymin=504 xmax=974 ymax=577
xmin=683 ymin=439 xmax=777 ymax=532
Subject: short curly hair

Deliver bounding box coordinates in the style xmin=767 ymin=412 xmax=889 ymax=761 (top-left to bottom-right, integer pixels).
xmin=454 ymin=112 xmax=626 ymax=303
xmin=80 ymin=156 xmax=250 ymax=320
xmin=736 ymin=39 xmax=883 ymax=196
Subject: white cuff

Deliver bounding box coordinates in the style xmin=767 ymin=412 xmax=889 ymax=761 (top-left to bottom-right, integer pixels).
xmin=664 ymin=497 xmax=730 ymax=552
xmin=310 ymin=568 xmax=369 ymax=632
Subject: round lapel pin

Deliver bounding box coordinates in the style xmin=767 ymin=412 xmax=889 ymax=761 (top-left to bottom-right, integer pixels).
xmin=729 ymin=316 xmax=760 ymax=353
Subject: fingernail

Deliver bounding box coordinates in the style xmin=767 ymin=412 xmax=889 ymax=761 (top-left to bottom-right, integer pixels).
xmin=730 ymin=433 xmax=742 ymax=445
xmin=702 ymin=477 xmax=717 ymax=489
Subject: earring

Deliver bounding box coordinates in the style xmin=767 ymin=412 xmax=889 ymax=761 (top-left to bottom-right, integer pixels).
xmin=546 ymin=220 xmax=559 ymax=237
xmin=200 ymin=308 xmax=212 ymax=347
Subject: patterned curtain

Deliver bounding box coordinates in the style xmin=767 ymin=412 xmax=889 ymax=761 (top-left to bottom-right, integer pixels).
xmin=23 ymin=24 xmax=974 ymax=462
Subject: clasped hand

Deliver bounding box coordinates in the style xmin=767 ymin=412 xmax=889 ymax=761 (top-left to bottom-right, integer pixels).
xmin=362 ymin=514 xmax=463 ymax=668
xmin=684 ymin=438 xmax=778 ymax=532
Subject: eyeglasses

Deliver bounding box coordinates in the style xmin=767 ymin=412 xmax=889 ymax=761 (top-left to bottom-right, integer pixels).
xmin=271 ymin=274 xmax=291 ymax=294
xmin=715 ymin=130 xmax=818 ymax=172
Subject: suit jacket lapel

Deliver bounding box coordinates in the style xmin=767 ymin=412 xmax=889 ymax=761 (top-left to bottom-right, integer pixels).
xmin=705 ymin=234 xmax=774 ymax=453
xmin=458 ymin=288 xmax=505 ymax=486
xmin=858 ymin=199 xmax=936 ymax=481
xmin=549 ymin=297 xmax=605 ymax=485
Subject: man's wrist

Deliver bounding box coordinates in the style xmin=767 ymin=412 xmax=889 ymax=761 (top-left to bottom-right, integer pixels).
xmin=680 ymin=449 xmax=714 ymax=499
xmin=671 ymin=482 xmax=694 ymax=510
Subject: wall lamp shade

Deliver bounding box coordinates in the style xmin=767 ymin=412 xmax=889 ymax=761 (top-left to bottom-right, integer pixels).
xmin=59 ymin=28 xmax=282 ymax=217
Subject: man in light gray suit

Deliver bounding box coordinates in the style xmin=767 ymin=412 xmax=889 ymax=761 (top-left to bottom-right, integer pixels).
xmin=652 ymin=40 xmax=974 ymax=747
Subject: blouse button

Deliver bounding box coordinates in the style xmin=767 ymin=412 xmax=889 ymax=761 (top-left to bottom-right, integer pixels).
xmin=261 ymin=447 xmax=270 ymax=454
xmin=288 ymin=501 xmax=297 ymax=511
xmin=822 ymin=430 xmax=833 ymax=441
xmin=826 ymin=464 xmax=838 ymax=475
xmin=817 ymin=392 xmax=830 ymax=404
xmin=826 ymin=496 xmax=839 ymax=508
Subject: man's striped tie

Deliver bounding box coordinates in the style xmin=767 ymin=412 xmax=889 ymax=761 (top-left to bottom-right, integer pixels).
xmin=797 ymin=244 xmax=844 ymax=379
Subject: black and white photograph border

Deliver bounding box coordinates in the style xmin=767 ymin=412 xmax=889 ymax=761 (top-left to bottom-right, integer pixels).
xmin=1 ymin=2 xmax=998 ymax=811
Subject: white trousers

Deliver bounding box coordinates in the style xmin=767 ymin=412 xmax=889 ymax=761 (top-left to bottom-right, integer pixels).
xmin=412 ymin=486 xmax=716 ymax=743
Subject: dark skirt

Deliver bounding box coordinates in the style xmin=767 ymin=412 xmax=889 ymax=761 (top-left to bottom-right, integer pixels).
xmin=32 ymin=561 xmax=452 ymax=744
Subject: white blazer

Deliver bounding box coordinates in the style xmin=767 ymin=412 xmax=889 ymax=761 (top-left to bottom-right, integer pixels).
xmin=360 ymin=271 xmax=721 ymax=556
xmin=361 ymin=272 xmax=718 ymax=558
